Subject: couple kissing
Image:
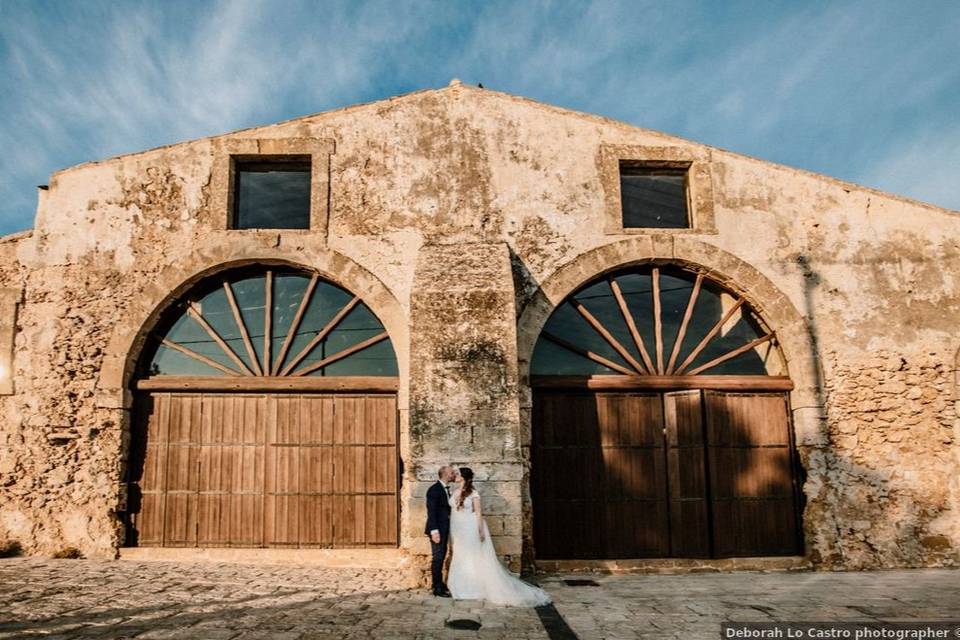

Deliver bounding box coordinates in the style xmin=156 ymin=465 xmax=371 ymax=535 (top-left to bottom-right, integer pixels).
xmin=424 ymin=465 xmax=550 ymax=607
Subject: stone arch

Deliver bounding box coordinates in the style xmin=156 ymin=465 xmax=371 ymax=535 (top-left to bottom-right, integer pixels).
xmin=96 ymin=240 xmax=411 ymax=552
xmin=517 ymin=236 xmax=821 ymax=412
xmin=516 ymin=236 xmax=824 ymax=566
xmin=97 ymin=243 xmax=409 ymax=404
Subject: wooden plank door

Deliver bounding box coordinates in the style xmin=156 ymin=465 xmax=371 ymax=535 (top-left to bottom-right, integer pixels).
xmin=704 ymin=391 xmax=802 ymax=556
xmin=163 ymin=394 xmax=202 ymax=546
xmin=532 ymin=391 xmax=668 ymax=559
xmin=132 ymin=393 xmax=202 ymax=547
xmin=533 ymin=393 xmax=600 ymax=559
xmin=264 ymin=393 xmax=398 ymax=548
xmin=132 ymin=391 xmax=398 ymax=549
xmin=597 ymin=393 xmax=670 ymax=558
xmin=663 ymin=390 xmax=711 ymax=557
xmin=265 ymin=394 xmax=301 ymax=546
xmin=197 ymin=395 xmax=265 ymax=546
xmin=130 ymin=393 xmax=167 ymax=546
xmin=294 ymin=395 xmax=336 ymax=547
xmin=361 ymin=394 xmax=400 ymax=546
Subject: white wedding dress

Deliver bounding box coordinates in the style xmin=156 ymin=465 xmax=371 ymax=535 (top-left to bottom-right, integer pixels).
xmin=447 ymin=488 xmax=551 ymax=607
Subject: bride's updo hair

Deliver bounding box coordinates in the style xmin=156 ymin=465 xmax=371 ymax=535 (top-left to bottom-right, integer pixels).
xmin=456 ymin=467 xmax=475 ymax=511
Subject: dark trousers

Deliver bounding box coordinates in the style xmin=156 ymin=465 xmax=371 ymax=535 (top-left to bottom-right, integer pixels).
xmin=430 ymin=533 xmax=449 ymax=591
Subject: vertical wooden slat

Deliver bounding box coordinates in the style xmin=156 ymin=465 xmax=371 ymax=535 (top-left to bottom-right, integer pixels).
xmin=664 ymin=390 xmax=711 ymax=557
xmin=263 ymin=394 xmax=278 ymax=546
xmin=234 ymin=394 xmax=263 ymax=547
xmin=197 ymin=394 xmax=215 ymax=546
xmin=652 ymin=267 xmax=664 ymax=374
xmin=320 ymin=395 xmax=335 ymax=546
xmin=162 ymin=394 xmax=200 ymax=547
xmin=333 ymin=396 xmax=362 ymax=546
xmin=361 ymin=394 xmax=397 ymax=545
xmin=270 ymin=394 xmax=300 ymax=546
xmin=162 ymin=394 xmax=180 ymax=546
xmin=298 ymin=396 xmax=317 ymax=546
xmin=263 ymin=270 xmax=273 ymax=377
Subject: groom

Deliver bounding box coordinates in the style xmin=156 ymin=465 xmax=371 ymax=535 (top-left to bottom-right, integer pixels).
xmin=425 ymin=465 xmax=457 ymax=597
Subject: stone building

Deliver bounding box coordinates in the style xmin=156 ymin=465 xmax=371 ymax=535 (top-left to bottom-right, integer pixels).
xmin=0 ymin=81 xmax=957 ymax=577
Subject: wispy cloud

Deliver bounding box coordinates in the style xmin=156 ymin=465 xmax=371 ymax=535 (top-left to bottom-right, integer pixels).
xmin=860 ymin=127 xmax=960 ymax=210
xmin=1 ymin=0 xmax=958 ymax=235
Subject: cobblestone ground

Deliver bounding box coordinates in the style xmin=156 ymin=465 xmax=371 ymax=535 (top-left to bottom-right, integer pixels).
xmin=0 ymin=558 xmax=957 ymax=639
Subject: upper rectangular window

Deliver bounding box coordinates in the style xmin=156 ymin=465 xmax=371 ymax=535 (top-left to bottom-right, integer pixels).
xmin=232 ymin=157 xmax=312 ymax=229
xmin=600 ymin=145 xmax=715 ymax=235
xmin=619 ymin=162 xmax=690 ymax=229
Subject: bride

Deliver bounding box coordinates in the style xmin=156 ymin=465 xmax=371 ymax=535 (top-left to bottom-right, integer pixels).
xmin=446 ymin=467 xmax=551 ymax=607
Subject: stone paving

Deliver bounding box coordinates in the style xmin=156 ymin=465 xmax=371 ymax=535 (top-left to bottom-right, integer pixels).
xmin=0 ymin=558 xmax=957 ymax=639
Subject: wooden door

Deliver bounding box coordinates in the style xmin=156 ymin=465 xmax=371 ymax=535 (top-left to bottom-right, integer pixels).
xmin=128 ymin=391 xmax=398 ymax=548
xmin=198 ymin=395 xmax=266 ymax=546
xmin=531 ymin=389 xmax=802 ymax=560
xmin=134 ymin=393 xmax=202 ymax=547
xmin=532 ymin=391 xmax=668 ymax=559
xmin=704 ymin=391 xmax=802 ymax=556
xmin=265 ymin=394 xmax=399 ymax=547
xmin=664 ymin=390 xmax=711 ymax=557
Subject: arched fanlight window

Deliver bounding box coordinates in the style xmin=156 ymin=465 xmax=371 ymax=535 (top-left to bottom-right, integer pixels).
xmin=141 ymin=266 xmax=398 ymax=377
xmin=532 ymin=266 xmax=784 ymax=377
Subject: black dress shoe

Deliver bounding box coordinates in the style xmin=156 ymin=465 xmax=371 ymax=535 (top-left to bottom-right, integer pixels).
xmin=433 ymin=588 xmax=452 ymax=598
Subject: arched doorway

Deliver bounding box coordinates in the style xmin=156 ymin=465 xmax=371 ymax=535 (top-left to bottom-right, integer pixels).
xmin=530 ymin=264 xmax=804 ymax=559
xmin=124 ymin=264 xmax=400 ymax=549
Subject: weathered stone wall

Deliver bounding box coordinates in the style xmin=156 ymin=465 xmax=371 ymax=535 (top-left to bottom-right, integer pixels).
xmin=408 ymin=243 xmax=523 ymax=572
xmin=805 ymin=350 xmax=958 ymax=568
xmin=0 ymin=82 xmax=957 ymax=571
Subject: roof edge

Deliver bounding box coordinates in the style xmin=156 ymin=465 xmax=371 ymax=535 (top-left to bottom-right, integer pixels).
xmin=50 ymin=85 xmax=447 ymax=177
xmin=0 ymin=229 xmax=34 ymax=245
xmin=48 ymin=82 xmax=958 ymax=216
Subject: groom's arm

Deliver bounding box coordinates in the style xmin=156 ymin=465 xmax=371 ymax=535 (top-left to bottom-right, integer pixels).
xmin=426 ymin=486 xmax=441 ymax=539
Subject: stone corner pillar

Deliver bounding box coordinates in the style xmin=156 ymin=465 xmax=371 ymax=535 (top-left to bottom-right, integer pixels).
xmin=408 ymin=242 xmax=523 ymax=569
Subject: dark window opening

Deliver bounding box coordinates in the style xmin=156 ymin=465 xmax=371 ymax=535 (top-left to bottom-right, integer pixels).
xmin=232 ymin=157 xmax=311 ymax=229
xmin=619 ymin=163 xmax=690 ymax=229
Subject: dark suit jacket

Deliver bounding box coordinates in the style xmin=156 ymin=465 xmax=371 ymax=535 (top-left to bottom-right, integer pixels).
xmin=424 ymin=481 xmax=451 ymax=536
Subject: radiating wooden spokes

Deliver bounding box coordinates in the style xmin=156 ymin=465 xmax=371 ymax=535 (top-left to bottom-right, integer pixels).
xmin=543 ymin=268 xmax=775 ymax=376
xmin=160 ymin=270 xmax=388 ymax=377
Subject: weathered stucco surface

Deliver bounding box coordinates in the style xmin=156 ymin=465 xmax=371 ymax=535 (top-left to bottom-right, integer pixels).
xmin=0 ymin=82 xmax=957 ymax=573
xmin=409 ymin=243 xmax=523 ymax=572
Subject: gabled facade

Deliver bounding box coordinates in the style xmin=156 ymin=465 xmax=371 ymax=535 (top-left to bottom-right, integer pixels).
xmin=0 ymin=81 xmax=958 ymax=576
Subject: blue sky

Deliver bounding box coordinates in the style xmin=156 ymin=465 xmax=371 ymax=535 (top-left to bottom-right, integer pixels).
xmin=2 ymin=0 xmax=959 ymax=235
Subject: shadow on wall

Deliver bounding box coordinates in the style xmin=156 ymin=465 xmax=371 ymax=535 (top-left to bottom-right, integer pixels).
xmin=795 ymin=254 xmax=828 ymax=413
xmin=121 ymin=394 xmax=150 ymax=548
xmin=791 ymin=255 xmax=955 ymax=568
